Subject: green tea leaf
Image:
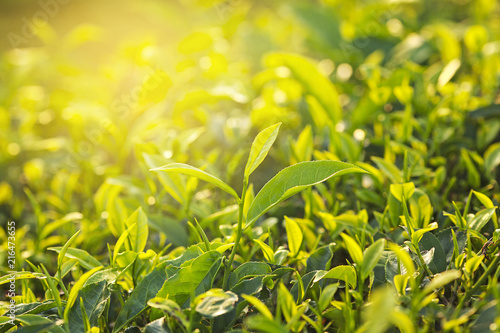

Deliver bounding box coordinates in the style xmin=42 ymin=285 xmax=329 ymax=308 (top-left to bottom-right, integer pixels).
xmin=143 ymin=153 xmax=186 ymax=205
xmin=306 ymin=243 xmax=334 ymax=273
xmin=472 ymin=190 xmax=498 ymax=228
xmin=246 ymin=161 xmax=367 ymax=227
xmin=214 ymin=275 xmax=273 ymax=332
xmin=284 ymin=216 xmax=303 ymax=257
xmin=150 ymin=163 xmax=239 ymax=200
xmin=246 ymin=315 xmax=289 ymax=333
xmin=228 ymin=262 xmax=272 ymax=289
xmin=68 ymin=280 xmax=111 ymax=333
xmin=64 ymin=266 xmax=103 ymax=324
xmin=291 ymin=125 xmax=313 ymax=163
xmin=361 ymin=239 xmax=385 ymax=280
xmin=484 ymin=142 xmax=500 ymax=174
xmin=143 ymin=318 xmax=171 ymax=333
xmin=48 ymin=247 xmax=101 ymax=270
xmin=195 ymin=289 xmax=239 ymax=318
xmin=148 ymin=215 xmax=189 ymax=247
xmin=40 ymin=212 xmax=83 ymax=239
xmin=340 ymin=233 xmax=363 ymax=265
xmin=469 ymin=208 xmax=496 ymax=231
xmin=290 ymin=270 xmax=324 ymax=303
xmin=84 ymin=267 xmax=119 ymax=286
xmin=409 ymin=189 xmax=433 ymax=228
xmin=113 ymin=262 xmax=169 ymax=332
xmin=461 ymin=149 xmax=480 ymax=189
xmin=418 ymin=232 xmax=447 ymax=274
xmin=464 ymin=255 xmax=484 ymax=275
xmin=113 ymin=223 xmax=135 ymax=266
xmin=192 ymin=218 xmax=210 ymax=251
xmin=231 ymin=275 xmax=270 ymax=296
xmin=244 ymin=123 xmax=281 ymax=181
xmin=317 ymin=265 xmax=357 ymax=288
xmin=155 ymin=251 xmax=223 ymax=307
xmin=277 ymin=282 xmax=298 ymax=322
xmin=58 ymin=230 xmax=80 ymax=271
xmin=318 ymin=284 xmax=338 ymax=312
xmin=11 ymin=315 xmax=65 ymax=333
xmin=163 ymin=244 xmax=205 ymax=268
xmin=423 ymin=270 xmax=461 ymax=294
xmin=148 ymin=297 xmax=189 ymax=328
xmin=388 ymin=243 xmax=415 ymax=277
xmin=253 ymin=239 xmax=275 ymax=263
xmin=411 ymin=222 xmax=438 ymax=244
xmin=372 ymin=157 xmax=402 ymax=184
xmin=40 ymin=264 xmax=63 ymax=320
xmin=241 ymin=295 xmax=273 ymax=320
xmin=390 ymin=182 xmax=415 ymax=202
xmin=274 ymin=249 xmax=289 ymax=265
xmin=6 ymin=301 xmax=57 ymax=317
xmin=0 ymin=272 xmax=46 ymax=285
xmin=125 ymin=207 xmax=148 ymax=253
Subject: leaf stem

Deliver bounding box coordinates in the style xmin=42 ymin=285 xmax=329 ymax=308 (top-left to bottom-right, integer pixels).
xmin=415 ymin=246 xmax=434 ymax=279
xmin=223 ymin=181 xmax=248 ymax=290
xmin=356 ymin=268 xmax=364 ymax=326
xmin=58 ymin=278 xmax=69 ymax=298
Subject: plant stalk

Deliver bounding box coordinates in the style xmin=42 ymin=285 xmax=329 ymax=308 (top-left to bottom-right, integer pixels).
xmin=223 ymin=181 xmax=248 ymax=290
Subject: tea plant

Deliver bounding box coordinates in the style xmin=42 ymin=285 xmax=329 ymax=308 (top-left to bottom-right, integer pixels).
xmin=1 ymin=0 xmax=500 ymax=332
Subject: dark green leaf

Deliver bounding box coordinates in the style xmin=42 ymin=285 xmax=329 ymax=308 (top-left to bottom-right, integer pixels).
xmin=319 ymin=265 xmax=357 ymax=288
xmin=306 ymin=243 xmax=334 ymax=273
xmin=68 ymin=280 xmax=111 ymax=333
xmin=418 ymin=232 xmax=447 ymax=273
xmin=5 ymin=301 xmax=56 ymax=316
xmin=471 ymin=301 xmax=497 ymax=333
xmin=113 ymin=262 xmax=169 ymax=332
xmin=228 ymin=262 xmax=272 ymax=289
xmin=155 ymin=251 xmax=223 ymax=308
xmin=13 ymin=323 xmax=56 ymax=333
xmin=12 ymin=315 xmax=65 ymax=333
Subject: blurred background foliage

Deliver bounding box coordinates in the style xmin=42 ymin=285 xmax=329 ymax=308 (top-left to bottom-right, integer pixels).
xmin=1 ymin=0 xmax=500 ymax=273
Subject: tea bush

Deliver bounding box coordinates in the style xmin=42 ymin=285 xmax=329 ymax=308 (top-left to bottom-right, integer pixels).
xmin=1 ymin=0 xmax=500 ymax=332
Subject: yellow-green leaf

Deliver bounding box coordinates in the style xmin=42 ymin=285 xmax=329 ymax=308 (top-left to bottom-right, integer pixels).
xmin=390 ymin=182 xmax=415 ymax=202
xmin=284 ymin=216 xmax=303 ymax=256
xmin=150 ymin=163 xmax=239 ymax=200
xmin=253 ymin=239 xmax=274 ymax=263
xmin=125 ymin=207 xmax=148 ymax=253
xmin=244 ymin=123 xmax=281 ymax=181
xmin=320 ymin=265 xmax=357 ymax=289
xmin=423 ymin=270 xmax=461 ymax=294
xmin=340 ymin=233 xmax=363 ymax=265
xmin=242 ymin=294 xmax=273 ymax=320
xmin=64 ymin=266 xmax=103 ymax=322
xmin=361 ymin=238 xmax=385 ymax=280
xmin=246 ymin=161 xmax=368 ymax=228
